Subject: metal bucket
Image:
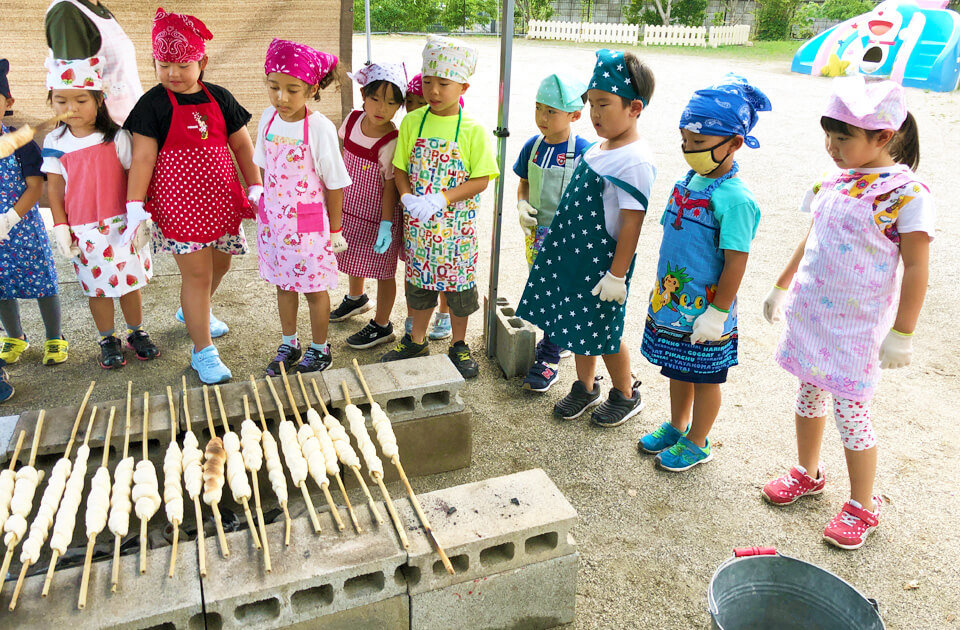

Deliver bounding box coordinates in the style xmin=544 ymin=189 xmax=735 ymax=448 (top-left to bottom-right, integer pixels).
xmin=708 ymin=547 xmax=885 ymax=630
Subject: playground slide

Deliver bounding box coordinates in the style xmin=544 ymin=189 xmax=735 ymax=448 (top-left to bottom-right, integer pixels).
xmin=791 ymin=0 xmax=960 ymax=92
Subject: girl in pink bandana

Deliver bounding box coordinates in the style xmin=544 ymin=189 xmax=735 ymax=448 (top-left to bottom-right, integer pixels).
xmin=124 ymin=8 xmax=263 ymax=384
xmin=253 ymin=39 xmax=351 ymax=375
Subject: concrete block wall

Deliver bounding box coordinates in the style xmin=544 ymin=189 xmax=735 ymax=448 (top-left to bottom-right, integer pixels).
xmin=492 ymin=297 xmax=538 ymax=378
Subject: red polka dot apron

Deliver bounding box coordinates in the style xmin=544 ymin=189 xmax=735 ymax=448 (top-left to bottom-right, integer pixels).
xmin=146 ymin=82 xmax=250 ymax=244
xmin=256 ymin=108 xmax=337 ymax=293
xmin=337 ymin=110 xmax=402 ymax=280
xmin=404 ymin=108 xmax=479 ymax=292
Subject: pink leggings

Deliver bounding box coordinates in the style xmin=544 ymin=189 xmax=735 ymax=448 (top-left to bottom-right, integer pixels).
xmin=795 ymin=382 xmax=876 ymax=451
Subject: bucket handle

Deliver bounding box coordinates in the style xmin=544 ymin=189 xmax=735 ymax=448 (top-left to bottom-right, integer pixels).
xmin=732 ymin=547 xmax=777 ymax=558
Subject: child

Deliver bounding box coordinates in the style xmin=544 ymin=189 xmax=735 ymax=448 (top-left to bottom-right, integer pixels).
xmin=638 ymin=74 xmax=769 ymax=468
xmin=515 ymin=73 xmax=589 ymax=392
xmin=517 ymin=49 xmax=656 ymax=425
xmin=42 ymin=57 xmax=159 ymax=369
xmin=381 ymin=35 xmax=499 ymax=378
xmin=0 ymin=59 xmax=68 ymax=366
xmin=330 ymin=62 xmax=406 ymax=351
xmin=761 ymin=77 xmax=932 ymax=550
xmin=254 ymin=38 xmax=351 ymax=375
xmin=124 ymin=8 xmax=261 ymax=383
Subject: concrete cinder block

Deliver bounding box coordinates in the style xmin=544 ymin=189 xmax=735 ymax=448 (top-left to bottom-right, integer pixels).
xmin=398 ymin=468 xmax=578 ymax=596
xmin=199 ymin=502 xmax=407 ymax=630
xmin=492 ymin=296 xmax=537 ymax=378
xmin=410 ymin=553 xmax=578 ymax=630
xmin=282 ymin=594 xmax=409 ymax=630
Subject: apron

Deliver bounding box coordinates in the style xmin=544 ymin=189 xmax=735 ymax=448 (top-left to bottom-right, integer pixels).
xmin=46 ymin=0 xmax=143 ymax=125
xmin=257 ymin=108 xmax=337 ymax=294
xmin=641 ymin=165 xmax=741 ymax=375
xmin=776 ymin=166 xmax=920 ymax=402
xmin=146 ymin=82 xmax=250 ymax=244
xmin=404 ymin=108 xmax=479 ymax=292
xmin=0 ymin=127 xmax=58 ymax=300
xmin=516 ymin=156 xmax=645 ymax=356
xmin=60 ymin=141 xmax=151 ymax=298
xmin=524 ymin=134 xmax=577 ymax=268
xmin=338 ymin=110 xmax=402 ymax=280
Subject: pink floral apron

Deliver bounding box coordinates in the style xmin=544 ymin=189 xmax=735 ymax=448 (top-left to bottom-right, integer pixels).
xmin=256 ymin=108 xmax=337 ymax=294
xmin=776 ymin=165 xmax=922 ymax=402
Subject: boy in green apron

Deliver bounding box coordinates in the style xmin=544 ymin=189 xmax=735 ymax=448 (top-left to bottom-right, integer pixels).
xmin=515 ymin=73 xmax=590 ymax=393
xmin=381 ymin=35 xmax=500 ymax=378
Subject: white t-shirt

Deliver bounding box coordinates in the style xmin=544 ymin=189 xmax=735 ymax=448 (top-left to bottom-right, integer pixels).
xmin=580 ymin=140 xmax=657 ymax=239
xmin=338 ymin=111 xmax=397 ymax=181
xmin=41 ymin=127 xmax=132 ymax=184
xmin=253 ymin=108 xmax=352 ymax=190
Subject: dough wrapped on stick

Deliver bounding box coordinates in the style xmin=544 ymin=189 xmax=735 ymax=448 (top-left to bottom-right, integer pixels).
xmin=241 ymin=394 xmax=270 ymax=573
xmin=164 ymin=386 xmax=184 ymax=577
xmin=249 ymin=375 xmax=292 ymax=546
xmin=79 ymin=407 xmax=116 ymax=609
xmin=1 ymin=413 xmax=46 ymax=584
xmin=133 ymin=393 xmax=161 ymax=574
xmin=201 ymin=386 xmax=229 ymax=557
xmin=214 ymin=385 xmax=261 ymax=550
xmin=0 ymin=432 xmax=24 ymax=533
xmin=181 ymin=376 xmax=208 ymax=577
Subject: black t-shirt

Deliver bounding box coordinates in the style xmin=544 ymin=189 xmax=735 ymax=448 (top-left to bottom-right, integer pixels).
xmin=123 ymin=82 xmax=252 ymax=150
xmin=7 ymin=131 xmax=44 ymax=178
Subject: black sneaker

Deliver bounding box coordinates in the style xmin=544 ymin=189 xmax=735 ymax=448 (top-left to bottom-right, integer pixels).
xmin=554 ymin=376 xmax=603 ymax=420
xmin=330 ymin=294 xmax=372 ymax=322
xmin=266 ymin=343 xmax=302 ymax=376
xmin=379 ymin=333 xmax=429 ymax=363
xmin=298 ymin=345 xmax=332 ymax=373
xmin=591 ymin=380 xmax=644 ymax=428
xmin=522 ymin=360 xmax=559 ymax=392
xmin=448 ymin=341 xmax=479 ymax=379
xmin=126 ymin=330 xmax=160 ymax=360
xmin=98 ymin=335 xmax=126 ymax=369
xmin=347 ymin=320 xmax=396 ymax=349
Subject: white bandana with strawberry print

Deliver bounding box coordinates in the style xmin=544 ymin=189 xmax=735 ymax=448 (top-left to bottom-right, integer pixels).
xmin=46 ymin=56 xmax=104 ymax=92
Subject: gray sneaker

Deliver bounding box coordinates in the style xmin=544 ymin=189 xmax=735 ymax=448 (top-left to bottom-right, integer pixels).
xmin=591 ymin=380 xmax=644 ymax=428
xmin=553 ymin=376 xmax=603 ymax=420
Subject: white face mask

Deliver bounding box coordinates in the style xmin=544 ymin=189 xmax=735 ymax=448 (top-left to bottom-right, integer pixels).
xmin=682 ymin=136 xmax=733 ymax=176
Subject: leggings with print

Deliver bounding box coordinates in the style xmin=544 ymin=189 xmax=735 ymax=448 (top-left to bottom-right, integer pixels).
xmin=795 ymin=382 xmax=876 ymax=451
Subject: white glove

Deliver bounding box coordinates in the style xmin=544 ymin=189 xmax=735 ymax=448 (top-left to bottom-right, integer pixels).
xmin=400 ymin=193 xmax=418 ymax=210
xmin=421 ymin=192 xmax=448 ymax=217
xmin=133 ymin=220 xmax=152 ymax=253
xmin=518 ymin=200 xmax=537 ymax=231
xmin=591 ymin=271 xmax=627 ymax=305
xmin=879 ymin=329 xmax=913 ymax=369
xmin=121 ymin=201 xmax=150 ymax=247
xmin=331 ymin=230 xmax=348 ymax=254
xmin=52 ymin=223 xmax=80 ymax=258
xmin=247 ymin=185 xmax=263 ymax=207
xmin=762 ymin=285 xmax=788 ymax=323
xmin=401 ymin=194 xmax=430 ymax=222
xmin=0 ymin=210 xmax=21 ymax=240
xmin=690 ymin=304 xmax=728 ymax=345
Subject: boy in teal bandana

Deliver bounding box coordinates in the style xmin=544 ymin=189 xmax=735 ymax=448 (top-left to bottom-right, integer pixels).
xmin=516 ymin=73 xmax=590 ymax=393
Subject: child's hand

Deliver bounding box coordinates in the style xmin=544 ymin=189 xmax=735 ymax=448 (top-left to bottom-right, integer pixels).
xmin=52 ymin=223 xmax=80 ymax=259
xmin=374 ymin=220 xmax=393 ymax=254
xmin=762 ymin=285 xmax=788 ymax=323
xmin=401 ymin=193 xmax=431 ymax=221
xmin=690 ymin=305 xmax=728 ymax=345
xmin=879 ymin=329 xmax=913 ymax=369
xmin=0 ymin=210 xmax=20 ymax=241
xmin=121 ymin=201 xmax=151 ymax=247
xmin=247 ymin=185 xmax=264 ymax=207
xmin=422 ymin=193 xmax=448 ymax=217
xmin=331 ymin=229 xmax=348 ymax=254
xmin=518 ymin=200 xmax=537 ymax=232
xmin=591 ymin=272 xmax=627 ymax=304
xmin=133 ymin=221 xmax=152 ymax=253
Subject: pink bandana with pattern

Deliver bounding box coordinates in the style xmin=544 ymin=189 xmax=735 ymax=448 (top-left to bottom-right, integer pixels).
xmin=264 ymin=39 xmax=337 ymax=87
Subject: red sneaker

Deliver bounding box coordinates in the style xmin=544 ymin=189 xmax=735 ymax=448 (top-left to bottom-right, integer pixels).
xmin=762 ymin=465 xmax=826 ymax=505
xmin=823 ymin=497 xmax=882 ymax=550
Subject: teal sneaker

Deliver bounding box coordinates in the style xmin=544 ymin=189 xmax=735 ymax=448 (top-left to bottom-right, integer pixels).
xmin=638 ymin=422 xmax=690 ymax=454
xmin=191 ymin=345 xmax=232 ymax=384
xmin=655 ymin=436 xmax=713 ymax=472
xmin=428 ymin=314 xmax=452 ymax=340
xmin=176 ymin=307 xmax=229 ymax=338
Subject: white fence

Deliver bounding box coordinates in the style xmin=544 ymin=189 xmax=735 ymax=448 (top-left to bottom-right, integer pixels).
xmin=527 ymin=20 xmax=751 ymax=48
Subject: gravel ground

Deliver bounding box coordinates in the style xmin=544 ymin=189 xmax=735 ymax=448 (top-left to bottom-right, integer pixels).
xmin=4 ymin=34 xmax=959 ymax=629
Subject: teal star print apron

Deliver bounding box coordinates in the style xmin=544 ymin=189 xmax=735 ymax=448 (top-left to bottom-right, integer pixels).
xmin=516 ymin=154 xmax=648 ymax=356
xmin=640 ymin=164 xmax=740 ymax=374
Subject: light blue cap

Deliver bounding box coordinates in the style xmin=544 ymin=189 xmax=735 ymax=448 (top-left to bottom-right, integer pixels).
xmin=536 ymin=73 xmax=588 ymax=112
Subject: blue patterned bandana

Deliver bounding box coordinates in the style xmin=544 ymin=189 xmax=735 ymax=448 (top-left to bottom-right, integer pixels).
xmin=679 ymin=73 xmax=771 ymax=148
xmin=588 ymin=49 xmax=645 ymax=105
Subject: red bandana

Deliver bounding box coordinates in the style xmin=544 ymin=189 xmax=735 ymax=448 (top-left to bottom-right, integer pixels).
xmin=152 ymin=7 xmax=213 ymax=63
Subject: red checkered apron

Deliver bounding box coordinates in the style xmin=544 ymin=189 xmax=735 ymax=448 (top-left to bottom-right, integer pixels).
xmin=336 ymin=110 xmax=402 ymax=280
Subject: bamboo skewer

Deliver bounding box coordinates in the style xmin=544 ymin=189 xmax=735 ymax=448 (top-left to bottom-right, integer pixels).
xmin=299 ymin=373 xmax=361 ymax=534
xmin=183 ymin=376 xmax=206 ymax=578
xmin=264 ymin=375 xmax=321 ymax=533
xmin=166 ymin=386 xmax=183 ymax=578
xmin=110 ymin=383 xmax=134 ymax=593
xmin=243 ymin=395 xmax=271 ymax=573
xmin=250 ymin=376 xmax=291 ymax=546
xmin=135 ymin=392 xmax=162 ymax=575
xmin=214 ymin=386 xmax=261 ymax=550
xmin=43 ymin=406 xmax=99 ymax=597
xmin=0 ymin=413 xmax=45 ymax=586
xmin=79 ymin=407 xmax=115 ymax=609
xmin=202 ymin=386 xmax=230 ymax=558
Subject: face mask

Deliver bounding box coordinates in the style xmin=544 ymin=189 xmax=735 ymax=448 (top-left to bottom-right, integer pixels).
xmin=682 ymin=136 xmax=733 ymax=176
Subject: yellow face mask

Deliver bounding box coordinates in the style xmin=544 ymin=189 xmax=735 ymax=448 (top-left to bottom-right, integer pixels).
xmin=682 ymin=136 xmax=733 ymax=176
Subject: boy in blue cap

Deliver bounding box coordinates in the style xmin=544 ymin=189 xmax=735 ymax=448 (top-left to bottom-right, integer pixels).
xmin=638 ymin=73 xmax=771 ymax=471
xmin=516 ymin=73 xmax=590 ymax=393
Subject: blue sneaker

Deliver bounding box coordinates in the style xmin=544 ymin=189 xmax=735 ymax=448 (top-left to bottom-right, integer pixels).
xmin=404 ymin=317 xmax=413 ymax=335
xmin=0 ymin=360 xmax=13 ymax=403
xmin=191 ymin=345 xmax=232 ymax=384
xmin=638 ymin=422 xmax=690 ymax=454
xmin=522 ymin=360 xmax=559 ymax=393
xmin=655 ymin=436 xmax=713 ymax=472
xmin=176 ymin=307 xmax=229 ymax=338
xmin=428 ymin=314 xmax=452 ymax=340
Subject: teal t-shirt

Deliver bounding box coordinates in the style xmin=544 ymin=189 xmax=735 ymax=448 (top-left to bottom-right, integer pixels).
xmin=661 ymin=174 xmax=760 ymax=253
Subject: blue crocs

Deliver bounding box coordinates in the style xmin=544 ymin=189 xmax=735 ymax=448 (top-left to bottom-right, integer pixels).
xmin=176 ymin=307 xmax=229 ymax=338
xmin=0 ymin=359 xmax=13 ymax=403
xmin=638 ymin=422 xmax=690 ymax=454
xmin=655 ymin=436 xmax=713 ymax=472
xmin=191 ymin=345 xmax=232 ymax=384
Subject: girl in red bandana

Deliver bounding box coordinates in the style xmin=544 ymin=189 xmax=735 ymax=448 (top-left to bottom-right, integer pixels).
xmin=124 ymin=7 xmax=263 ymax=384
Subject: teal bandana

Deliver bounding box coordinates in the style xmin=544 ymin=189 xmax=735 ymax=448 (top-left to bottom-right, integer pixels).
xmin=588 ymin=49 xmax=644 ymax=105
xmin=536 ymin=73 xmax=588 ymax=112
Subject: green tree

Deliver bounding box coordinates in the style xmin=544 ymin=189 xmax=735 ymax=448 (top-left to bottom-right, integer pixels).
xmin=818 ymin=0 xmax=875 ymax=20
xmin=754 ymin=0 xmax=803 ymax=39
xmin=354 ymin=0 xmax=440 ymax=32
xmin=624 ymin=0 xmax=709 ymax=26
xmin=438 ymin=0 xmax=499 ymax=32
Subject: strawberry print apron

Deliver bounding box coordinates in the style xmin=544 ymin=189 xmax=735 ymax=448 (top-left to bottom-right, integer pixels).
xmin=257 ymin=109 xmax=337 ymax=293
xmin=338 ymin=110 xmax=402 ymax=280
xmin=146 ymin=82 xmax=250 ymax=244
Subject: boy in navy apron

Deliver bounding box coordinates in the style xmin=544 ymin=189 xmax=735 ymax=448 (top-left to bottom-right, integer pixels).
xmin=515 ymin=73 xmax=589 ymax=393
xmin=638 ymin=74 xmax=771 ymax=471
